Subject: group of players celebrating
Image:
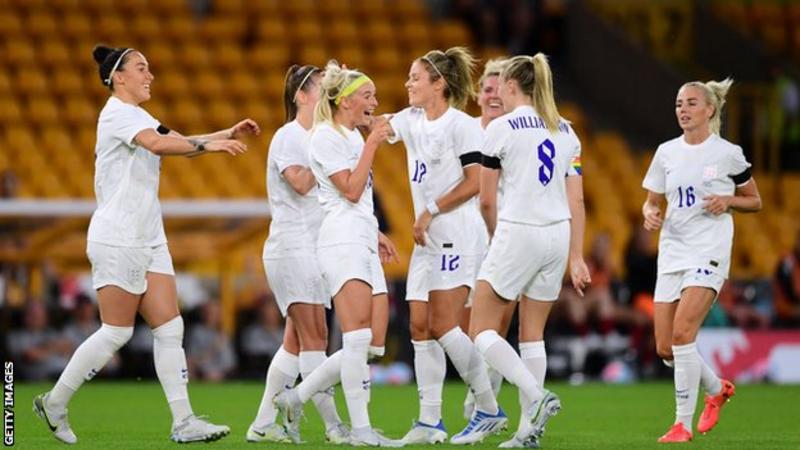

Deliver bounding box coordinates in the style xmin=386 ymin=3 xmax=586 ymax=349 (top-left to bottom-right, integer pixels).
xmin=32 ymin=43 xmax=761 ymax=448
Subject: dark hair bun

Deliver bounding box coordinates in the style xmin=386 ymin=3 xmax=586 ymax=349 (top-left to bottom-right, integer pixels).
xmin=92 ymin=45 xmax=114 ymax=65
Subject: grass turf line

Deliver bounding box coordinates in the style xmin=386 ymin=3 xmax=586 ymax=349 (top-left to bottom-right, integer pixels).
xmin=13 ymin=381 xmax=800 ymax=449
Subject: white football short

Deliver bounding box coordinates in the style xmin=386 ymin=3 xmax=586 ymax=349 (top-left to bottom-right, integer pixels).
xmin=87 ymin=242 xmax=175 ymax=295
xmin=406 ymin=247 xmax=481 ymax=302
xmin=477 ymin=220 xmax=570 ymax=302
xmin=317 ymin=244 xmax=387 ymax=298
xmin=653 ymin=268 xmax=726 ymax=303
xmin=264 ymin=254 xmax=331 ymax=316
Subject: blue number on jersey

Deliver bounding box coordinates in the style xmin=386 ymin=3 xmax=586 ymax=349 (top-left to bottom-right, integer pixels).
xmin=440 ymin=254 xmax=460 ymax=272
xmin=677 ymin=185 xmax=695 ymax=208
xmin=537 ymin=138 xmax=555 ymax=186
xmin=411 ymin=160 xmax=427 ymax=184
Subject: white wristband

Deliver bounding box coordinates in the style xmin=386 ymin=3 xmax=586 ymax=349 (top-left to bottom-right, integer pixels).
xmin=426 ymin=201 xmax=440 ymax=216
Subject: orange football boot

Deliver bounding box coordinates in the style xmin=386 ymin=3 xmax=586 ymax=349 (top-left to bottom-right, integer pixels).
xmin=697 ymin=379 xmax=735 ymax=434
xmin=658 ymin=423 xmax=693 ymax=443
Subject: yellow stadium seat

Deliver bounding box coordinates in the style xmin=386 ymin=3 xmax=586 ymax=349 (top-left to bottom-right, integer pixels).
xmin=157 ymin=71 xmax=191 ymax=99
xmin=0 ymin=12 xmax=23 ymax=38
xmin=364 ymin=21 xmax=394 ymax=44
xmin=26 ymin=12 xmax=58 ymax=39
xmin=355 ymin=0 xmax=388 ymax=20
xmin=64 ymin=97 xmax=97 ymax=127
xmin=199 ymin=17 xmax=247 ymax=42
xmin=0 ymin=71 xmax=9 ymax=94
xmin=248 ymin=45 xmax=290 ymax=71
xmin=193 ymin=72 xmax=225 ymax=99
xmin=318 ymin=0 xmax=351 ymax=20
xmin=212 ymin=45 xmax=245 ymax=68
xmin=214 ymin=0 xmax=245 ymax=15
xmin=130 ymin=14 xmax=161 ymax=43
xmin=143 ymin=100 xmax=167 ymax=123
xmin=0 ymin=96 xmax=23 ymax=125
xmin=24 ymin=98 xmax=61 ymax=126
xmin=143 ymin=45 xmax=176 ymax=71
xmin=328 ymin=21 xmax=359 ymax=44
xmin=226 ymin=72 xmax=259 ymax=101
xmin=180 ymin=44 xmax=212 ymax=70
xmin=392 ymin=0 xmax=427 ymax=22
xmin=368 ymin=46 xmax=403 ymax=73
xmin=14 ymin=68 xmax=48 ymax=96
xmin=5 ymin=39 xmax=36 ymax=67
xmin=398 ymin=22 xmax=432 ymax=48
xmin=207 ymin=100 xmax=238 ymax=129
xmin=434 ymin=20 xmax=473 ymax=47
xmin=52 ymin=70 xmax=85 ymax=98
xmin=245 ymin=0 xmax=279 ymax=16
xmin=330 ymin=46 xmax=367 ymax=72
xmin=282 ymin=0 xmax=315 ymax=18
xmin=61 ymin=13 xmax=92 ymax=40
xmin=147 ymin=0 xmax=185 ymax=14
xmin=298 ymin=45 xmax=328 ymax=68
xmin=97 ymin=15 xmax=126 ymax=41
xmin=162 ymin=15 xmax=195 ymax=43
xmin=256 ymin=19 xmax=287 ymax=44
xmin=290 ymin=19 xmax=324 ymax=44
xmin=170 ymin=99 xmax=204 ymax=133
xmin=242 ymin=100 xmax=275 ymax=131
xmin=38 ymin=41 xmax=72 ymax=70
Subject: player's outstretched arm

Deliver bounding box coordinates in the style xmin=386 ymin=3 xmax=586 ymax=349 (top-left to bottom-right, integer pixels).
xmin=134 ymin=129 xmax=247 ymax=157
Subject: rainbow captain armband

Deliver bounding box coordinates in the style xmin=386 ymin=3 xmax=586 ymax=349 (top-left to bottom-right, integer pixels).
xmin=569 ymin=155 xmax=583 ymax=176
xmin=334 ymin=75 xmax=372 ymax=105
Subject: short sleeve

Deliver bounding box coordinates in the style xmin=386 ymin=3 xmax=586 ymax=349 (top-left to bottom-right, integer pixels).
xmin=566 ymin=135 xmax=583 ymax=177
xmin=310 ymin=128 xmax=353 ymax=177
xmin=728 ymin=145 xmax=752 ymax=186
xmin=109 ymin=103 xmax=159 ymax=147
xmin=453 ymin=115 xmax=483 ymax=158
xmin=482 ymin=120 xmax=506 ymax=161
xmin=271 ymin=127 xmax=310 ymax=174
xmin=642 ymin=147 xmax=666 ymax=193
xmin=387 ymin=108 xmax=411 ymax=144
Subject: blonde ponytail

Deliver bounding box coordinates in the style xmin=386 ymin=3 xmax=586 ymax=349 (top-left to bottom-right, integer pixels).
xmin=420 ymin=46 xmax=478 ymax=110
xmin=502 ymin=53 xmax=561 ymax=133
xmin=681 ymin=77 xmax=733 ymax=135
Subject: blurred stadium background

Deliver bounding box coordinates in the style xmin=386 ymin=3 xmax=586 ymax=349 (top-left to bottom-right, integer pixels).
xmin=2 ymin=0 xmax=800 ymax=392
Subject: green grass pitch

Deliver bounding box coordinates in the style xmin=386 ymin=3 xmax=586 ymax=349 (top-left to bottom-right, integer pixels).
xmin=11 ymin=381 xmax=800 ymax=449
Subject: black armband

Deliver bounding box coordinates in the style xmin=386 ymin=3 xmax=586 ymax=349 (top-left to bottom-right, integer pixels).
xmin=729 ymin=167 xmax=752 ymax=185
xmin=481 ymin=154 xmax=501 ymax=169
xmin=156 ymin=125 xmax=171 ymax=135
xmin=459 ymin=151 xmax=482 ymax=167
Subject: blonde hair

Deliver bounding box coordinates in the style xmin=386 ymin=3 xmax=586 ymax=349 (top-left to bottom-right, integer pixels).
xmin=502 ymin=53 xmax=561 ymax=133
xmin=419 ymin=46 xmax=477 ymax=110
xmin=680 ymin=78 xmax=734 ymax=135
xmin=314 ymin=60 xmax=368 ymax=133
xmin=479 ymin=57 xmax=507 ymax=87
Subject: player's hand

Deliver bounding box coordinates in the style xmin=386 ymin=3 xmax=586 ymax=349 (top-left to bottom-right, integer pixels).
xmin=229 ymin=118 xmax=260 ymax=139
xmin=207 ymin=139 xmax=247 ymax=156
xmin=642 ymin=202 xmax=663 ymax=231
xmin=570 ymin=258 xmax=592 ymax=297
xmin=413 ymin=210 xmax=433 ymax=246
xmin=378 ymin=232 xmax=399 ymax=264
xmin=365 ymin=116 xmax=392 ymax=147
xmin=702 ymin=195 xmax=732 ymax=215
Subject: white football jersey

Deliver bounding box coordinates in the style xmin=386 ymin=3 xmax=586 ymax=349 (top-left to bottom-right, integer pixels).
xmin=263 ymin=120 xmax=324 ymax=258
xmin=483 ymin=105 xmax=582 ymax=227
xmin=87 ymin=96 xmax=167 ymax=247
xmin=389 ymin=107 xmax=487 ymax=256
xmin=642 ymin=133 xmax=751 ymax=277
xmin=309 ymin=123 xmax=378 ymax=251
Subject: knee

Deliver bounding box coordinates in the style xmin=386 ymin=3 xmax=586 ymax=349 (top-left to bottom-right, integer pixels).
xmin=409 ymin=315 xmax=430 ymax=341
xmin=429 ymin=320 xmax=452 ymax=340
xmin=100 ymin=324 xmax=134 ymax=349
xmin=671 ymin=326 xmax=694 ymax=346
xmin=152 ymin=315 xmax=184 ymax=345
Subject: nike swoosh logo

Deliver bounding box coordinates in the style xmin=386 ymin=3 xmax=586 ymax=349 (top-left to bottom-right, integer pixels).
xmin=253 ymin=430 xmax=265 ymax=437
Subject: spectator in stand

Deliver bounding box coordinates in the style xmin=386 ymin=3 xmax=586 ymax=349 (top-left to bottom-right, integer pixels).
xmin=239 ymin=296 xmax=285 ymax=364
xmin=774 ymin=229 xmax=800 ymax=327
xmin=186 ymin=301 xmax=237 ymax=382
xmin=8 ymin=301 xmax=72 ymax=381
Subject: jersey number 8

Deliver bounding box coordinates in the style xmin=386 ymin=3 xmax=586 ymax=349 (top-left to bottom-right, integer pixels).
xmin=537 ymin=138 xmax=555 ymax=186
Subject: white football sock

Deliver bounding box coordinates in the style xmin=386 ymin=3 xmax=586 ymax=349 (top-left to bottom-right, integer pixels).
xmin=152 ymin=316 xmax=193 ymax=426
xmin=438 ymin=327 xmax=498 ymax=415
xmin=340 ymin=329 xmax=372 ymax=430
xmin=519 ymin=340 xmax=546 ymax=425
xmin=300 ymin=350 xmax=342 ymax=429
xmin=412 ymin=339 xmax=446 ymax=425
xmin=673 ymin=342 xmax=701 ymax=432
xmin=48 ymin=324 xmax=133 ymax=412
xmin=699 ymin=355 xmax=722 ymax=396
xmin=297 ymin=351 xmax=342 ymax=403
xmin=476 ymin=330 xmax=543 ymax=412
xmin=253 ymin=346 xmax=298 ymax=428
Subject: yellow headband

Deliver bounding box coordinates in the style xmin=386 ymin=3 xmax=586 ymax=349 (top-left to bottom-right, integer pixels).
xmin=334 ymin=75 xmax=372 ymax=105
